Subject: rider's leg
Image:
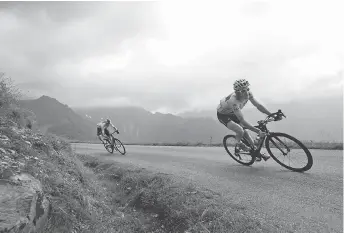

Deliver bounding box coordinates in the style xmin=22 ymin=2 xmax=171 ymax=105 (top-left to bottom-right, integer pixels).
xmin=242 ymin=128 xmax=270 ymax=161
xmin=97 ymin=127 xmax=103 ymax=142
xmin=226 ymin=121 xmax=251 ymax=151
xmin=243 ymin=129 xmax=256 ymax=149
xmin=98 ymin=133 xmax=106 ymax=143
xmin=104 ymin=129 xmax=111 ymax=143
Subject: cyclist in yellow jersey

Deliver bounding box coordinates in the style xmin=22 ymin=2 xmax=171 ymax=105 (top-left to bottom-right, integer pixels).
xmin=217 ymin=79 xmax=272 ymax=161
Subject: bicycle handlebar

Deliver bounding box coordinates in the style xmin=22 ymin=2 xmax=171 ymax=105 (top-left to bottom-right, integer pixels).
xmin=259 ymin=109 xmax=286 ymax=125
xmin=268 ymin=109 xmax=286 ymax=119
xmin=110 ymin=131 xmax=119 ymax=135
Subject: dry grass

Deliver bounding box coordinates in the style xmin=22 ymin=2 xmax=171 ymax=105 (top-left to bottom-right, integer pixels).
xmin=78 ymin=155 xmax=273 ymax=233
xmin=25 ymin=138 xmax=152 ymax=233
xmin=0 ymin=74 xmax=146 ymax=232
xmin=15 ymin=138 xmax=270 ymax=232
xmin=1 ymin=130 xmax=149 ymax=233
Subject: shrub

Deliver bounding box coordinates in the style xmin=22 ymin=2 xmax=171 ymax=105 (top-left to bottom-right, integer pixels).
xmin=0 ymin=72 xmax=37 ymax=129
xmin=0 ymin=72 xmax=20 ymax=109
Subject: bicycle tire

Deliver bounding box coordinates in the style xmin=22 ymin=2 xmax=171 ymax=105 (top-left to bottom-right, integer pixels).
xmin=223 ymin=135 xmax=255 ymax=166
xmin=113 ymin=138 xmax=126 ymax=155
xmin=265 ymin=132 xmax=313 ymax=172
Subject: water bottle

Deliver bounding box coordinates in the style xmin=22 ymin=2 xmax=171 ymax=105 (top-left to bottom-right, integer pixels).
xmin=254 ymin=135 xmax=260 ymax=146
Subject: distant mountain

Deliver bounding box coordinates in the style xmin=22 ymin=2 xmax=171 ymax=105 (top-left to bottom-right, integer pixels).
xmin=19 ymin=96 xmax=95 ymax=141
xmin=19 ymin=94 xmax=342 ymax=143
xmin=18 ymin=96 xmax=230 ymax=143
xmin=74 ymin=106 xmax=228 ymax=144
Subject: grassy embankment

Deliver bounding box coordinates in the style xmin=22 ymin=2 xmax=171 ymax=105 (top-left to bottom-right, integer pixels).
xmin=1 ymin=74 xmax=272 ymax=232
xmin=2 ymin=123 xmax=271 ymax=232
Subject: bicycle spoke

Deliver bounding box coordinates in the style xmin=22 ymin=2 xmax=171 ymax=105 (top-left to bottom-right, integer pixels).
xmin=223 ymin=135 xmax=255 ymax=166
xmin=269 ymin=137 xmax=288 ymax=155
xmin=114 ymin=139 xmax=126 ymax=155
xmin=266 ymin=133 xmax=313 ymax=172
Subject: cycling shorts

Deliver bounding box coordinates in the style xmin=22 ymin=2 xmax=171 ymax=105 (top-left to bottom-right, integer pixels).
xmin=217 ymin=111 xmax=240 ymax=126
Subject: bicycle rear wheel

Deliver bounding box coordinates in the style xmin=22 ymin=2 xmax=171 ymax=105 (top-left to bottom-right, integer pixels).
xmin=223 ymin=135 xmax=255 ymax=166
xmin=265 ymin=132 xmax=313 ymax=172
xmin=113 ymin=138 xmax=126 ymax=155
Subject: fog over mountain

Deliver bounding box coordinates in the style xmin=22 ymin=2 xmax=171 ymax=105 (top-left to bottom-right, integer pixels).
xmin=19 ymin=94 xmax=343 ymax=143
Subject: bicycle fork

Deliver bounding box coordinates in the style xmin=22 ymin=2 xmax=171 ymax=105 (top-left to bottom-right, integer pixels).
xmin=268 ymin=136 xmax=290 ymax=156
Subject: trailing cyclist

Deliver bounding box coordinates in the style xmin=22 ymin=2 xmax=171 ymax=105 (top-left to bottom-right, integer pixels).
xmin=97 ymin=118 xmax=119 ymax=144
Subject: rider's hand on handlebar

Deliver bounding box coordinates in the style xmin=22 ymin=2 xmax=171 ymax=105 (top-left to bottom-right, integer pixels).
xmin=269 ymin=110 xmax=285 ymax=121
xmin=275 ymin=111 xmax=285 ymax=121
xmin=274 ymin=115 xmax=283 ymax=121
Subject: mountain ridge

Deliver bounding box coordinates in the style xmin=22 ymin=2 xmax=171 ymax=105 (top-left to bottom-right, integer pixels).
xmin=19 ymin=94 xmax=343 ymax=143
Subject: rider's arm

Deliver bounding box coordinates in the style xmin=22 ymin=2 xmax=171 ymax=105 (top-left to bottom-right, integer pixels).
xmin=100 ymin=126 xmax=105 ymax=135
xmin=249 ymin=93 xmax=272 ymax=116
xmin=232 ymin=104 xmax=260 ymax=134
xmin=111 ymin=123 xmax=118 ymax=132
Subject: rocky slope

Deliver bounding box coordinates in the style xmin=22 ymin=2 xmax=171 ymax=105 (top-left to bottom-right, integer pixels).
xmin=0 ymin=117 xmax=52 ymax=232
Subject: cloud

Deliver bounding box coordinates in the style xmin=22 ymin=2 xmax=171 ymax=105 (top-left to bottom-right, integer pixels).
xmin=0 ymin=2 xmax=164 ymax=72
xmin=0 ymin=1 xmax=343 ymax=113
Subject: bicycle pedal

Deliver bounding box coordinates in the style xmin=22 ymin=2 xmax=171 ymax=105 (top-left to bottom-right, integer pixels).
xmin=256 ymin=153 xmax=270 ymax=161
xmin=255 ymin=157 xmax=262 ymax=162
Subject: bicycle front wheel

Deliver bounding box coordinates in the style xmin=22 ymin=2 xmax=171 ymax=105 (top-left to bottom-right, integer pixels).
xmin=113 ymin=138 xmax=126 ymax=155
xmin=223 ymin=135 xmax=255 ymax=166
xmin=265 ymin=132 xmax=313 ymax=172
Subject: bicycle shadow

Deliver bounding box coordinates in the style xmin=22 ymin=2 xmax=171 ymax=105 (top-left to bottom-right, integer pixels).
xmin=273 ymin=168 xmax=319 ymax=179
xmin=223 ymin=163 xmax=315 ymax=177
xmin=98 ymin=151 xmax=127 ymax=157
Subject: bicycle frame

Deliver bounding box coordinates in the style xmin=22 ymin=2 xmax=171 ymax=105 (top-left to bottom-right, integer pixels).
xmin=101 ymin=132 xmax=116 ymax=144
xmin=223 ymin=110 xmax=313 ymax=171
xmin=241 ymin=110 xmax=287 ymax=155
xmin=240 ymin=133 xmax=267 ymax=155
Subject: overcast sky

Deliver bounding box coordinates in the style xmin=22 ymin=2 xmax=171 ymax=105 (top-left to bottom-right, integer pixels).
xmin=0 ymin=0 xmax=343 ymax=113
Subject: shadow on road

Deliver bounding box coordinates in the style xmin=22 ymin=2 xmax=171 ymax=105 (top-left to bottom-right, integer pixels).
xmin=90 ymin=152 xmax=126 ymax=158
xmin=221 ymin=163 xmax=316 ymax=178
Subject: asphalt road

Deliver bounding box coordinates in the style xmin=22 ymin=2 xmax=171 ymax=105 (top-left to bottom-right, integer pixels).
xmin=73 ymin=143 xmax=343 ymax=233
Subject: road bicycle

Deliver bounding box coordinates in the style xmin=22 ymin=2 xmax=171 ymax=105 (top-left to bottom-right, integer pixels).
xmin=223 ymin=110 xmax=313 ymax=172
xmin=100 ymin=131 xmax=126 ymax=155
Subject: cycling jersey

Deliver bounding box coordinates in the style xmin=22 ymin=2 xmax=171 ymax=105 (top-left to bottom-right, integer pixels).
xmin=97 ymin=120 xmax=117 ymax=136
xmin=217 ymin=91 xmax=253 ymax=115
xmin=97 ymin=121 xmax=112 ymax=129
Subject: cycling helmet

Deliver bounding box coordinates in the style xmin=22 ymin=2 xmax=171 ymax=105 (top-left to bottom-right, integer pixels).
xmin=233 ymin=79 xmax=250 ymax=91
